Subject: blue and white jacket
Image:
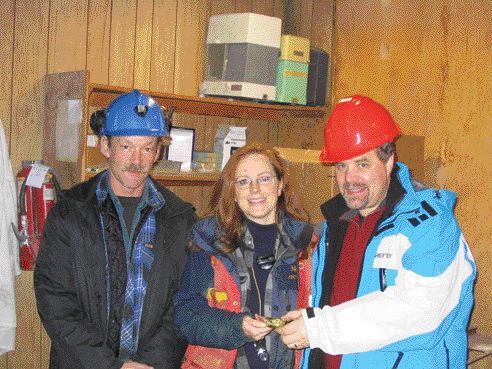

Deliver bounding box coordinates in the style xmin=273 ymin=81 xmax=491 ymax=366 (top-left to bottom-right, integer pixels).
xmin=302 ymin=163 xmax=476 ymax=369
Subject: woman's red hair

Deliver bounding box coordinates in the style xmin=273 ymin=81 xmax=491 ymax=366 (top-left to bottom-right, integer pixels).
xmin=208 ymin=143 xmax=309 ymax=253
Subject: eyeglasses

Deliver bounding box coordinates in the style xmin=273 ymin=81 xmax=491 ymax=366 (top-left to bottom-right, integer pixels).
xmin=253 ymin=338 xmax=269 ymax=361
xmin=234 ymin=174 xmax=276 ymax=190
xmin=256 ymin=254 xmax=275 ymax=270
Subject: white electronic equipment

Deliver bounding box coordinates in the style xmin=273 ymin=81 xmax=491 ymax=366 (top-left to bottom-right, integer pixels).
xmin=200 ymin=13 xmax=282 ymax=101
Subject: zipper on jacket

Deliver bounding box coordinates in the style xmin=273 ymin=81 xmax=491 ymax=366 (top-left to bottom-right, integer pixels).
xmin=444 ymin=340 xmax=450 ymax=369
xmin=391 ymin=352 xmax=403 ymax=369
xmin=379 ymin=268 xmax=387 ymax=292
xmin=355 ymin=205 xmax=420 ymax=296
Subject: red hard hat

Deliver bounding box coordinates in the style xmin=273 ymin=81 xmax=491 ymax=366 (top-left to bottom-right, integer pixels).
xmin=320 ymin=95 xmax=401 ymax=163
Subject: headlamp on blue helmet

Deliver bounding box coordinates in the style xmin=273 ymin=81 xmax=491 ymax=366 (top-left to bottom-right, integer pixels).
xmin=101 ymin=90 xmax=168 ymax=136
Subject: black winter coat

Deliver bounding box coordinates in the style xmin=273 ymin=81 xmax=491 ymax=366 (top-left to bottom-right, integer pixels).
xmin=34 ymin=172 xmax=197 ymax=369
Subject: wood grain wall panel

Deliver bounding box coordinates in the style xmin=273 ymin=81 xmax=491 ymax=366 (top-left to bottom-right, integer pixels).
xmin=109 ymin=0 xmax=137 ymax=87
xmin=334 ymin=0 xmax=492 ymax=335
xmin=241 ymin=120 xmax=270 ymax=145
xmin=47 ymin=0 xmax=88 ymax=74
xmin=268 ymin=122 xmax=279 ymax=146
xmin=86 ymin=0 xmax=111 ymax=84
xmin=310 ymin=0 xmax=334 ymax=109
xmin=0 ymin=0 xmax=15 ymax=141
xmin=273 ymin=0 xmax=285 ymax=20
xmin=174 ymin=0 xmax=210 ymax=96
xmin=251 ymin=1 xmax=274 ymax=16
xmin=278 ymin=117 xmax=324 ymax=149
xmin=149 ymin=0 xmax=177 ymax=93
xmin=234 ymin=0 xmax=254 ymax=13
xmin=133 ymin=0 xmax=153 ymax=90
xmin=283 ymin=0 xmax=313 ymax=37
xmin=310 ymin=0 xmax=333 ymax=51
xmin=9 ymin=0 xmax=49 ymax=170
xmin=168 ymin=184 xmax=207 ymax=217
xmin=210 ymin=0 xmax=235 ymax=15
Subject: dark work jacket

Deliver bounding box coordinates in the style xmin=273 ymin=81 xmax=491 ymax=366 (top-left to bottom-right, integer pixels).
xmin=34 ymin=172 xmax=197 ymax=369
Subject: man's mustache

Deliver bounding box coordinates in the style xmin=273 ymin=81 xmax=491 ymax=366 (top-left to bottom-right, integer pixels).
xmin=124 ymin=164 xmax=145 ymax=172
xmin=343 ymin=182 xmax=366 ymax=191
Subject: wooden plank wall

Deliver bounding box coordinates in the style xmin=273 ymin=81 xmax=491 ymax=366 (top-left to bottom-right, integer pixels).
xmin=333 ymin=1 xmax=492 ymax=368
xmin=0 ymin=0 xmax=334 ymax=367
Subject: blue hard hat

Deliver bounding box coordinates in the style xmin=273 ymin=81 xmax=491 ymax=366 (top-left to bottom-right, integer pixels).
xmin=101 ymin=90 xmax=168 ymax=136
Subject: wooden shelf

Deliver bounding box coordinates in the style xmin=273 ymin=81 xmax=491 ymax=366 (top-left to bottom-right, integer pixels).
xmin=87 ymin=83 xmax=328 ymax=122
xmin=44 ymin=70 xmax=329 ymax=188
xmin=86 ymin=169 xmax=220 ymax=186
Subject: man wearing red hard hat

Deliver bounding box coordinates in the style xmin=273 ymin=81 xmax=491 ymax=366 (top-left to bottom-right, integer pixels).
xmin=277 ymin=95 xmax=476 ymax=369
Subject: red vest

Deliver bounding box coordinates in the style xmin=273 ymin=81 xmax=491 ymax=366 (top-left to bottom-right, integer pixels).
xmin=182 ymin=233 xmax=318 ymax=369
xmin=181 ymin=256 xmax=240 ymax=369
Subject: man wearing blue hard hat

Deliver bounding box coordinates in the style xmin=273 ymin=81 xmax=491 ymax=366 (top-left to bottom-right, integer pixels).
xmin=34 ymin=90 xmax=197 ymax=369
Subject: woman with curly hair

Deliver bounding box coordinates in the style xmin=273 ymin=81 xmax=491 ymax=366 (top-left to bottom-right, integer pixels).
xmin=175 ymin=143 xmax=318 ymax=369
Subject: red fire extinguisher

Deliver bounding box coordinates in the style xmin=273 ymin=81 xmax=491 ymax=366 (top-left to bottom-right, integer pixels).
xmin=13 ymin=160 xmax=61 ymax=270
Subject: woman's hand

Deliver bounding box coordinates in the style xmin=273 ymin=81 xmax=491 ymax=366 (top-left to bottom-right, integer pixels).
xmin=242 ymin=315 xmax=273 ymax=341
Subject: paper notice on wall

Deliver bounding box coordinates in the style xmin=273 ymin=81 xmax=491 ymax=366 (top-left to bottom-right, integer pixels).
xmin=26 ymin=163 xmax=49 ymax=188
xmin=56 ymin=99 xmax=82 ymax=162
xmin=167 ymin=127 xmax=195 ymax=172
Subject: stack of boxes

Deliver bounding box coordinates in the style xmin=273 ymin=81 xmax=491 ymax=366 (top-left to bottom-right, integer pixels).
xmin=275 ymin=35 xmax=311 ymax=105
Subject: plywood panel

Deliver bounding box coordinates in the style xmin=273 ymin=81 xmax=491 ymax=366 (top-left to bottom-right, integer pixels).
xmin=233 ymin=0 xmax=277 ymax=15
xmin=47 ymin=0 xmax=88 ymax=73
xmin=273 ymin=0 xmax=285 ymax=20
xmin=174 ymin=0 xmax=210 ymax=95
xmin=310 ymin=0 xmax=333 ymax=51
xmin=109 ymin=0 xmax=137 ymax=87
xmin=251 ymin=0 xmax=274 ymax=16
xmin=9 ymin=0 xmax=49 ymax=171
xmin=87 ymin=0 xmax=111 ymax=84
xmin=283 ymin=0 xmax=313 ymax=37
xmin=278 ymin=116 xmax=324 ymax=149
xmin=235 ymin=0 xmax=254 ymax=13
xmin=241 ymin=119 xmax=270 ymax=145
xmin=149 ymin=0 xmax=177 ymax=93
xmin=133 ymin=0 xmax=153 ymax=90
xmin=0 ymin=0 xmax=15 ymax=140
xmin=210 ymin=0 xmax=235 ymax=15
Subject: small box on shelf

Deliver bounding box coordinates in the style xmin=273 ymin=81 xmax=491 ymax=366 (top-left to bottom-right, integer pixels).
xmin=192 ymin=151 xmax=222 ymax=173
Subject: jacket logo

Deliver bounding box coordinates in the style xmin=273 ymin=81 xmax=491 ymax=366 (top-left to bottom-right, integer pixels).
xmin=407 ymin=201 xmax=438 ymax=227
xmin=207 ymin=288 xmax=228 ymax=303
xmin=375 ymin=252 xmax=392 ymax=259
xmin=373 ymin=234 xmax=411 ymax=270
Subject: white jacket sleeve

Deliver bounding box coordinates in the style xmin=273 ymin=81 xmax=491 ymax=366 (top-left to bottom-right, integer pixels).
xmin=0 ymin=118 xmax=20 ymax=355
xmin=303 ymin=233 xmax=474 ymax=355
